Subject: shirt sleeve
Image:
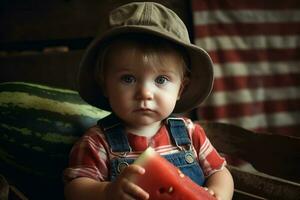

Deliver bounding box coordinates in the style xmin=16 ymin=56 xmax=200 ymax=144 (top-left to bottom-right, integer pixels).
xmin=187 ymin=120 xmax=226 ymax=177
xmin=63 ymin=126 xmax=109 ymax=183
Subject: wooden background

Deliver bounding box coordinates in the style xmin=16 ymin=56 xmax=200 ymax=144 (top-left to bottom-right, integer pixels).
xmin=0 ymin=0 xmax=193 ymax=90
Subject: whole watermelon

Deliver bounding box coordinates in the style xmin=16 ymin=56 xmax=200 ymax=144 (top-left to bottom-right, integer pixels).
xmin=0 ymin=82 xmax=109 ymax=200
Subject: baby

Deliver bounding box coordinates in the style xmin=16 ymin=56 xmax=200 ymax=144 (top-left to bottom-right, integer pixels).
xmin=64 ymin=2 xmax=234 ymax=200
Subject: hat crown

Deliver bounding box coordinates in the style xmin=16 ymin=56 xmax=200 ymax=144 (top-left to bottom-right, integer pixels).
xmin=109 ymin=2 xmax=190 ymax=43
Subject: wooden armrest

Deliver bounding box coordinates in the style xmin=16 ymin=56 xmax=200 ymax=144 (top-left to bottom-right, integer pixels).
xmin=9 ymin=186 xmax=28 ymax=200
xmin=0 ymin=174 xmax=28 ymax=200
xmin=229 ymin=165 xmax=300 ymax=200
xmin=198 ymin=120 xmax=300 ymax=182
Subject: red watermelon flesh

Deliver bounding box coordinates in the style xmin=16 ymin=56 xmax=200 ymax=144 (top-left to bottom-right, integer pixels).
xmin=129 ymin=147 xmax=216 ymax=200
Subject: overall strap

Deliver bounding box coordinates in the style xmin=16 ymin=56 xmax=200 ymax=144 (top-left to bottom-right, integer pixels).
xmin=166 ymin=117 xmax=191 ymax=147
xmin=97 ymin=114 xmax=131 ymax=153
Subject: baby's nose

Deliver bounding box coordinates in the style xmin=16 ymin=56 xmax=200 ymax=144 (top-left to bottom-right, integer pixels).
xmin=136 ymin=83 xmax=154 ymax=100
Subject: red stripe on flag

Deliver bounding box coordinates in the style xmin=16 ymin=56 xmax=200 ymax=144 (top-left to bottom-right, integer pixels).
xmin=192 ymin=0 xmax=300 ymax=11
xmin=207 ymin=49 xmax=300 ymax=63
xmin=213 ymin=74 xmax=300 ymax=91
xmin=197 ymin=99 xmax=300 ymax=120
xmin=195 ymin=23 xmax=300 ymax=38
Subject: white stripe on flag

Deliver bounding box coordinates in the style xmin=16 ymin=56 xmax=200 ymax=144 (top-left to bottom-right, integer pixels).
xmin=195 ymin=35 xmax=300 ymax=51
xmin=213 ymin=61 xmax=300 ymax=78
xmin=194 ymin=10 xmax=300 ymax=25
xmin=203 ymin=86 xmax=300 ymax=106
xmin=216 ymin=111 xmax=300 ymax=130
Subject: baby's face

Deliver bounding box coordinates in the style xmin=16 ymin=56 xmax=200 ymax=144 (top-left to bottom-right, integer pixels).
xmin=102 ymin=41 xmax=184 ymax=129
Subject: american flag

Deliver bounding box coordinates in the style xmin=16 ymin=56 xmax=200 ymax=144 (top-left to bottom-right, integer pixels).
xmin=192 ymin=0 xmax=300 ymax=137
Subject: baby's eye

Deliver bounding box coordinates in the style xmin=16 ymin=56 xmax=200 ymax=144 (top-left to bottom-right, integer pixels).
xmin=121 ymin=75 xmax=136 ymax=84
xmin=155 ymin=76 xmax=168 ymax=85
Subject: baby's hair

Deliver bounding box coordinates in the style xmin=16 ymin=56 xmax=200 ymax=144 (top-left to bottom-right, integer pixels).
xmin=95 ymin=33 xmax=190 ymax=90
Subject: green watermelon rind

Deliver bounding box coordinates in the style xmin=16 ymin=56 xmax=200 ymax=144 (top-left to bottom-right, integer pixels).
xmin=0 ymin=82 xmax=110 ymax=182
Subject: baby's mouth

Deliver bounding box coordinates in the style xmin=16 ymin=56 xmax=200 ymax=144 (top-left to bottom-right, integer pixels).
xmin=134 ymin=108 xmax=153 ymax=112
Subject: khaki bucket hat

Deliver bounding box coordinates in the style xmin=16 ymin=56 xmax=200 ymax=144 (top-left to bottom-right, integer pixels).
xmin=78 ymin=2 xmax=214 ymax=113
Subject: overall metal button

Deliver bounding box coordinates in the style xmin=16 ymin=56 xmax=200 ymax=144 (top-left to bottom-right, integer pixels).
xmin=117 ymin=162 xmax=129 ymax=173
xmin=185 ymin=153 xmax=194 ymax=164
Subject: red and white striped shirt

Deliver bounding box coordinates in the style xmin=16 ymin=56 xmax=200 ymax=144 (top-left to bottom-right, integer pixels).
xmin=63 ymin=118 xmax=226 ymax=183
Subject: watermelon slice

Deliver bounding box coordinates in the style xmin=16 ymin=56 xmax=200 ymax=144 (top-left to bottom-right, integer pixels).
xmin=129 ymin=147 xmax=216 ymax=200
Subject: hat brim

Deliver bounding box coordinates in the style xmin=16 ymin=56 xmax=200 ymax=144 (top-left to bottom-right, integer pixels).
xmin=78 ymin=25 xmax=214 ymax=113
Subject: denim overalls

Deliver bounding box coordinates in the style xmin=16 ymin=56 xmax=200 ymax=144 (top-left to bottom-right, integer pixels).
xmin=98 ymin=114 xmax=205 ymax=186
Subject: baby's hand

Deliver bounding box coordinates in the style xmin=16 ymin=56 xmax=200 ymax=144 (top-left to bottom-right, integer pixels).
xmin=105 ymin=164 xmax=149 ymax=200
xmin=204 ymin=187 xmax=222 ymax=200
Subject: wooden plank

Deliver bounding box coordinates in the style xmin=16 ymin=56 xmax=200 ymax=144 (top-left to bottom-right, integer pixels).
xmin=9 ymin=186 xmax=29 ymax=200
xmin=0 ymin=50 xmax=83 ymax=90
xmin=199 ymin=121 xmax=300 ymax=183
xmin=233 ymin=189 xmax=266 ymax=200
xmin=0 ymin=0 xmax=193 ymax=49
xmin=229 ymin=166 xmax=300 ymax=200
xmin=0 ymin=174 xmax=9 ymax=200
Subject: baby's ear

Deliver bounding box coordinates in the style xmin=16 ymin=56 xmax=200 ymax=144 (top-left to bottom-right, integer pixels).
xmin=177 ymin=77 xmax=190 ymax=100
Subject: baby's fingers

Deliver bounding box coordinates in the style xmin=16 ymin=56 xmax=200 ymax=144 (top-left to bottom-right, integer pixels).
xmin=123 ymin=179 xmax=149 ymax=200
xmin=123 ymin=164 xmax=146 ymax=175
xmin=119 ymin=165 xmax=149 ymax=199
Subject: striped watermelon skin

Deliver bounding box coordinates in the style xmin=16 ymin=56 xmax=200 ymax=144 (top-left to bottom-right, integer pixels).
xmin=0 ymin=82 xmax=110 ymax=199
